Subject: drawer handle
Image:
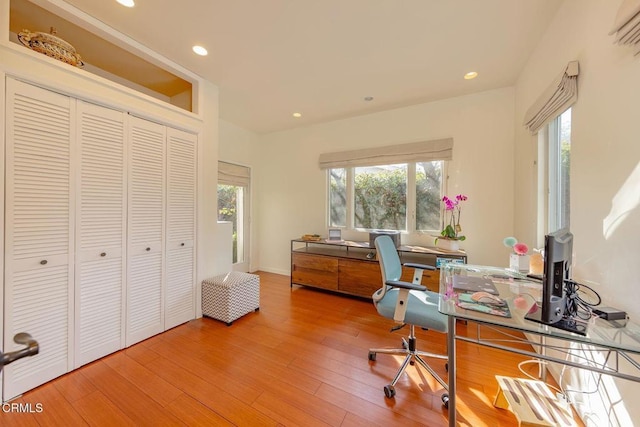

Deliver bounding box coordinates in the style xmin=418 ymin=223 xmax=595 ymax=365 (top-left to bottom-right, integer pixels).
xmin=40 ymin=260 xmax=47 ymax=265
xmin=146 ymin=247 xmax=151 ymax=252
xmin=181 ymin=243 xmax=185 ymax=247
xmin=100 ymin=252 xmax=107 ymax=257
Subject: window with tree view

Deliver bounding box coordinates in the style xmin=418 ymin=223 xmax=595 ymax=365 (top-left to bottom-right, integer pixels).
xmin=329 ymin=168 xmax=347 ymax=227
xmin=217 ymin=184 xmax=244 ymax=264
xmin=354 ymin=164 xmax=407 ymax=230
xmin=416 ymin=161 xmax=443 ymax=230
xmin=328 ymin=161 xmax=443 ymax=232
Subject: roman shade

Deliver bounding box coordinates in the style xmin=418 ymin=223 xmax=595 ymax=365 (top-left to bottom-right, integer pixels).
xmin=218 ymin=161 xmax=250 ymax=186
xmin=318 ymin=138 xmax=453 ymax=169
xmin=610 ymin=0 xmax=640 ymax=54
xmin=523 ymin=61 xmax=579 ymax=134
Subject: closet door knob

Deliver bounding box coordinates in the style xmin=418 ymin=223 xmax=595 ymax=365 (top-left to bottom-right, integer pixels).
xmin=181 ymin=243 xmax=185 ymax=247
xmin=40 ymin=260 xmax=47 ymax=265
xmin=146 ymin=247 xmax=151 ymax=252
xmin=100 ymin=252 xmax=106 ymax=257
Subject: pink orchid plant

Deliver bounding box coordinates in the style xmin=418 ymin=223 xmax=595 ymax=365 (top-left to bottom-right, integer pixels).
xmin=438 ymin=194 xmax=468 ymax=241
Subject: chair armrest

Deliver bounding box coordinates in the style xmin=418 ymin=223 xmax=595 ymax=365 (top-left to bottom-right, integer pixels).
xmin=403 ymin=262 xmax=436 ymax=271
xmin=385 ymin=280 xmax=427 ymax=292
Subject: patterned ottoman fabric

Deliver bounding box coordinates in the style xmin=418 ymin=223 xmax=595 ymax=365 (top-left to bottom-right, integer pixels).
xmin=202 ymin=272 xmax=260 ymax=325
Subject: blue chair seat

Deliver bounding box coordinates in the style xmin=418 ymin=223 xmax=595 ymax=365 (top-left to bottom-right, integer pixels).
xmin=375 ymin=288 xmax=448 ymax=332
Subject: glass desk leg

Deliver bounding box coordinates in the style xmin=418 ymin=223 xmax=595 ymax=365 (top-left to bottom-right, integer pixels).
xmin=540 ymin=335 xmax=547 ymax=382
xmin=448 ymin=316 xmax=456 ymax=426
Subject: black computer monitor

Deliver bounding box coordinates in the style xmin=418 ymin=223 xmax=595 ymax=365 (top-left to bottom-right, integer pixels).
xmin=525 ymin=229 xmax=585 ymax=335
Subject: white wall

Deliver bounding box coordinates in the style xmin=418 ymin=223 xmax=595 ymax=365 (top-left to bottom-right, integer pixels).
xmin=219 ymin=119 xmax=260 ymax=162
xmin=515 ymin=1 xmax=640 ymax=425
xmin=256 ymin=87 xmax=516 ymax=275
xmin=196 ymin=79 xmax=219 ymax=316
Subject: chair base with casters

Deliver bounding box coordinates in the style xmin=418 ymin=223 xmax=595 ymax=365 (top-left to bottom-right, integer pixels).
xmin=368 ymin=324 xmax=449 ymax=405
xmin=368 ymin=235 xmax=450 ymax=407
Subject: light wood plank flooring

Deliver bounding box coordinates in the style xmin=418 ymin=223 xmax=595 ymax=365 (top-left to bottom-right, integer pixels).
xmin=1 ymin=272 xmax=581 ymax=426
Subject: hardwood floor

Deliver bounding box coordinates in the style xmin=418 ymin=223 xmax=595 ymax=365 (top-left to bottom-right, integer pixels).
xmin=1 ymin=272 xmax=579 ymax=426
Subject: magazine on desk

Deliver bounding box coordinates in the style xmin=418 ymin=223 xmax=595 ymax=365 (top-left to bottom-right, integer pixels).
xmin=456 ymin=293 xmax=512 ymax=318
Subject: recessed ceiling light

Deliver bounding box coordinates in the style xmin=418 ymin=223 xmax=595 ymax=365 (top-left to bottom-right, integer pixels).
xmin=464 ymin=71 xmax=478 ymax=80
xmin=292 ymin=112 xmax=302 ymax=118
xmin=192 ymin=45 xmax=208 ymax=56
xmin=364 ymin=96 xmax=374 ymax=102
xmin=116 ymin=0 xmax=135 ymax=7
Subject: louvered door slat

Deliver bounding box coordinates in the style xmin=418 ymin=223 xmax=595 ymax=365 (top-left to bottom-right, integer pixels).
xmin=165 ymin=128 xmax=197 ymax=329
xmin=166 ymin=248 xmax=194 ymax=323
xmin=78 ymin=257 xmax=123 ymax=362
xmin=75 ymin=101 xmax=126 ymax=367
xmin=10 ymin=93 xmax=70 ymax=259
xmin=4 ymin=79 xmax=73 ymax=400
xmin=126 ymin=116 xmax=165 ymax=346
xmin=128 ymin=252 xmax=163 ymax=332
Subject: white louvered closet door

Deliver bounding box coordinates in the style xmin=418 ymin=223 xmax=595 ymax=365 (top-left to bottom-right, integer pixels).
xmin=165 ymin=128 xmax=197 ymax=330
xmin=126 ymin=116 xmax=166 ymax=346
xmin=75 ymin=101 xmax=126 ymax=367
xmin=4 ymin=78 xmax=74 ymax=399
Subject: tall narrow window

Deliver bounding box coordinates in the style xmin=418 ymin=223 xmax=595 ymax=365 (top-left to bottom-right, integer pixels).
xmin=217 ymin=184 xmax=245 ymax=263
xmin=218 ymin=161 xmax=250 ymax=271
xmin=538 ymin=107 xmax=571 ymax=242
xmin=524 ymin=62 xmax=577 ymax=241
xmin=548 ymin=108 xmax=571 ymax=232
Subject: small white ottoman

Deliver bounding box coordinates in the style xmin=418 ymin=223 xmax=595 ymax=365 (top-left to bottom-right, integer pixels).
xmin=202 ymin=272 xmax=260 ymax=325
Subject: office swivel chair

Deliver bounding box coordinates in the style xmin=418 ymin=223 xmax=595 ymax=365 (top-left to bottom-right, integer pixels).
xmin=368 ymin=235 xmax=449 ymax=407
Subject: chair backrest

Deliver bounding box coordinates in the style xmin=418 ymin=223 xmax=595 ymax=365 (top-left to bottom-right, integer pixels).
xmin=373 ymin=235 xmax=402 ymax=302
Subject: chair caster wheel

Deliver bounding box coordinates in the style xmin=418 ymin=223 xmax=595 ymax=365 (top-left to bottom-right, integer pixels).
xmin=410 ymin=360 xmax=415 ymax=366
xmin=368 ymin=351 xmax=376 ymax=361
xmin=384 ymin=385 xmax=396 ymax=398
xmin=442 ymin=393 xmax=449 ymax=408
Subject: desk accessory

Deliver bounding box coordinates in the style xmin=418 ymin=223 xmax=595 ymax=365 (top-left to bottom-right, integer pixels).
xmin=593 ymin=306 xmax=627 ymax=321
xmin=452 ymin=275 xmax=499 ymax=295
xmin=456 ymin=293 xmax=512 ymax=318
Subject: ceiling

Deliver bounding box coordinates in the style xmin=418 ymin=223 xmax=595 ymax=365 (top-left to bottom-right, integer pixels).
xmin=32 ymin=0 xmax=562 ymax=134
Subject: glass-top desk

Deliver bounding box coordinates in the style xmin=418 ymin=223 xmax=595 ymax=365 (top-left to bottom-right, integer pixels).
xmin=438 ymin=264 xmax=640 ymax=426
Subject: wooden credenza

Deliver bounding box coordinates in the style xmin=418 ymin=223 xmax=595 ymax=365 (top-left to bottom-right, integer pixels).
xmin=291 ymin=239 xmax=467 ymax=298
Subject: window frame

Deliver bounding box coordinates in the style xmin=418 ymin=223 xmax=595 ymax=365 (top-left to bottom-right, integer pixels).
xmin=327 ymin=160 xmax=447 ymax=234
xmin=537 ymin=108 xmax=571 ymax=245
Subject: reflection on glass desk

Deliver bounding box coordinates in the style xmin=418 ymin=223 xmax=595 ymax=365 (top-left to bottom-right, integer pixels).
xmin=439 ymin=264 xmax=640 ymax=353
xmin=437 ymin=264 xmax=640 ymax=427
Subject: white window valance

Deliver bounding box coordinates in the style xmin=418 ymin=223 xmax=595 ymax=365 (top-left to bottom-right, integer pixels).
xmin=610 ymin=0 xmax=640 ymax=54
xmin=318 ymin=138 xmax=453 ymax=169
xmin=523 ymin=61 xmax=579 ymax=135
xmin=218 ymin=161 xmax=250 ymax=186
